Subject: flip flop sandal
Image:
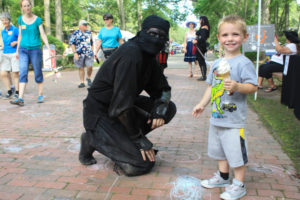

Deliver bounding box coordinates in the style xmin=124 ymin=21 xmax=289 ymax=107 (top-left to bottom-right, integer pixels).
xmin=264 ymin=87 xmax=277 ymax=93
xmin=258 ymin=86 xmax=263 ymax=89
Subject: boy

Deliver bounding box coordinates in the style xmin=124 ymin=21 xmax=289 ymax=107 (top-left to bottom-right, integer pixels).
xmin=192 ymin=15 xmax=258 ymax=200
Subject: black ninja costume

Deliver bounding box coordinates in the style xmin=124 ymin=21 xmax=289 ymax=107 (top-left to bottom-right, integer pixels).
xmin=79 ymin=15 xmax=176 ymax=176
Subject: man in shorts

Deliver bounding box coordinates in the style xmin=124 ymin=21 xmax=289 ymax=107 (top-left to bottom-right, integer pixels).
xmin=70 ymin=20 xmax=94 ymax=88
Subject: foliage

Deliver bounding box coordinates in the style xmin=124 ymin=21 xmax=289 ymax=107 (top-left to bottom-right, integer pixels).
xmin=46 ymin=35 xmax=65 ymax=55
xmin=248 ymin=94 xmax=300 ymax=174
xmin=245 ymin=52 xmax=265 ymax=62
xmin=192 ymin=0 xmax=300 ymax=47
xmin=170 ymin=26 xmax=186 ymax=44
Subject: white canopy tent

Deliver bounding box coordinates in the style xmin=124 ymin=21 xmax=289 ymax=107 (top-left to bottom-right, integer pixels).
xmin=120 ymin=30 xmax=135 ymax=42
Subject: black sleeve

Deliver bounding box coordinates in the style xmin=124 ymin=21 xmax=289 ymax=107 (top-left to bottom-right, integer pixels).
xmin=145 ymin=59 xmax=171 ymax=99
xmin=108 ymin=55 xmax=140 ymax=118
xmin=196 ymin=29 xmax=209 ymax=47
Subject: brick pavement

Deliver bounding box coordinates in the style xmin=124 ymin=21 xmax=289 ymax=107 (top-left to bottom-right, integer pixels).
xmin=0 ymin=54 xmax=299 ymax=200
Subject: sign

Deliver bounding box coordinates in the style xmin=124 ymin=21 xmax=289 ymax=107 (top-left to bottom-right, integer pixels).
xmin=43 ymin=44 xmax=56 ymax=71
xmin=243 ymin=24 xmax=275 ymax=52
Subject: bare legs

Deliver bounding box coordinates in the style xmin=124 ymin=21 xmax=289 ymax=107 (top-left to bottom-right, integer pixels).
xmin=79 ymin=66 xmax=93 ymax=83
xmin=1 ymin=71 xmax=12 ymax=91
xmin=1 ymin=71 xmax=19 ymax=93
xmin=218 ymin=160 xmax=245 ymax=182
xmin=188 ymin=62 xmax=199 ymax=78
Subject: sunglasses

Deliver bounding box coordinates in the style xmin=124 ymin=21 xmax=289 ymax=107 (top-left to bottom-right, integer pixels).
xmin=104 ymin=18 xmax=112 ymax=21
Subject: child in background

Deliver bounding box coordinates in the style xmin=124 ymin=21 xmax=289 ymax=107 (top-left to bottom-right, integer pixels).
xmin=192 ymin=15 xmax=257 ymax=200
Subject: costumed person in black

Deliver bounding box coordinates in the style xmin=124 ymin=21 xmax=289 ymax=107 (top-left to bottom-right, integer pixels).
xmin=193 ymin=16 xmax=210 ymax=81
xmin=79 ymin=15 xmax=177 ymax=176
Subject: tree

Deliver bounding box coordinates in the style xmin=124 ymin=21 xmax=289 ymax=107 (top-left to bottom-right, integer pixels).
xmin=55 ymin=0 xmax=63 ymax=41
xmin=116 ymin=0 xmax=126 ymax=30
xmin=262 ymin=0 xmax=270 ymax=24
xmin=44 ymin=0 xmax=51 ymax=35
xmin=136 ymin=0 xmax=142 ymax=30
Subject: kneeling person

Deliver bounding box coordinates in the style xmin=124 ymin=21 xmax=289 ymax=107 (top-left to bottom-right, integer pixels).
xmin=79 ymin=15 xmax=176 ymax=176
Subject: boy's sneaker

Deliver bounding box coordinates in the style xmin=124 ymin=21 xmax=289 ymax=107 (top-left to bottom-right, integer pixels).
xmin=201 ymin=171 xmax=230 ymax=188
xmin=86 ymin=78 xmax=92 ymax=87
xmin=220 ymin=179 xmax=246 ymax=200
xmin=37 ymin=96 xmax=44 ymax=103
xmin=10 ymin=98 xmax=24 ymax=106
xmin=78 ymin=83 xmax=85 ymax=88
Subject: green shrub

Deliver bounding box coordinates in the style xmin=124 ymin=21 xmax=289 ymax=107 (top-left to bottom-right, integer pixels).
xmin=61 ymin=54 xmax=75 ymax=68
xmin=245 ymin=52 xmax=265 ymax=62
xmin=42 ymin=35 xmax=65 ymax=56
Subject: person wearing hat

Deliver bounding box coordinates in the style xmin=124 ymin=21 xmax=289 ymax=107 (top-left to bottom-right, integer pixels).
xmin=10 ymin=0 xmax=52 ymax=106
xmin=0 ymin=12 xmax=19 ymax=100
xmin=258 ymin=30 xmax=299 ymax=92
xmin=79 ymin=15 xmax=176 ymax=176
xmin=70 ymin=19 xmax=94 ymax=88
xmin=95 ymin=13 xmax=124 ymax=60
xmin=184 ymin=21 xmax=198 ymax=77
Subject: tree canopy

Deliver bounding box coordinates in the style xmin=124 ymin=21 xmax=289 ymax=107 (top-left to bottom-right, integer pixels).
xmin=0 ymin=0 xmax=298 ymax=46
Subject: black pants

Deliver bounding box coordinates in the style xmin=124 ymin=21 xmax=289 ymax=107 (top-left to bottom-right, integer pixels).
xmin=259 ymin=61 xmax=283 ymax=79
xmin=80 ymin=95 xmax=176 ymax=176
xmin=196 ymin=50 xmax=207 ymax=78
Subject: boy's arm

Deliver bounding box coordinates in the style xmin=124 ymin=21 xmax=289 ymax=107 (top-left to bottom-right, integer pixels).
xmin=192 ymin=85 xmax=212 ymax=117
xmin=224 ymin=80 xmax=257 ymax=94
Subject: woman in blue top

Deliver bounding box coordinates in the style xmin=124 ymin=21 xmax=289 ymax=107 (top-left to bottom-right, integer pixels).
xmin=95 ymin=13 xmax=124 ymax=59
xmin=0 ymin=12 xmax=19 ymax=99
xmin=10 ymin=0 xmax=51 ymax=106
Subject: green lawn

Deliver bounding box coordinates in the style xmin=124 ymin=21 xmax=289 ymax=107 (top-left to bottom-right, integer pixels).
xmin=248 ymin=94 xmax=300 ymax=174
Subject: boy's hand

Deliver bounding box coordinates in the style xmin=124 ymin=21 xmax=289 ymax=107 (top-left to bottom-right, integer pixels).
xmin=192 ymin=104 xmax=205 ymax=117
xmin=224 ymin=79 xmax=239 ymax=93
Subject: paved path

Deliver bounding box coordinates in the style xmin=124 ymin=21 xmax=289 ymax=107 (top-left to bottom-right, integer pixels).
xmin=0 ymin=54 xmax=299 ymax=200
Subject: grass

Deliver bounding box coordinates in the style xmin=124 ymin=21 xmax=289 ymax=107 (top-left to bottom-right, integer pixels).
xmin=247 ymin=94 xmax=300 ymax=175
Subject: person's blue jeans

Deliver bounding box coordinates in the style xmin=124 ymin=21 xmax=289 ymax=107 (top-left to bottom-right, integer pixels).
xmin=19 ymin=47 xmax=43 ymax=83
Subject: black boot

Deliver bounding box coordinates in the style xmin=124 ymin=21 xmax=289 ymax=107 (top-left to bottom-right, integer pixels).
xmin=197 ymin=76 xmax=206 ymax=81
xmin=79 ymin=132 xmax=97 ymax=165
xmin=197 ymin=65 xmax=207 ymax=81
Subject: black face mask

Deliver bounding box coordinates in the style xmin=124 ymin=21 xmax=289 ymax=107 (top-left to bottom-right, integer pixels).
xmin=137 ymin=30 xmax=166 ymax=55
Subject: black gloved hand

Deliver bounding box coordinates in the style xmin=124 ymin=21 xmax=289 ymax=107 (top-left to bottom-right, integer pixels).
xmin=130 ymin=133 xmax=153 ymax=151
xmin=151 ymin=102 xmax=168 ymax=120
xmin=151 ymin=90 xmax=170 ymax=120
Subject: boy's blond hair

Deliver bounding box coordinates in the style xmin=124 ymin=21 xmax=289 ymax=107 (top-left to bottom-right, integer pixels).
xmin=217 ymin=15 xmax=247 ymax=36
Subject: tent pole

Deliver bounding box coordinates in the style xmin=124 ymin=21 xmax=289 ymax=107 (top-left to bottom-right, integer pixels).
xmin=254 ymin=0 xmax=262 ymax=101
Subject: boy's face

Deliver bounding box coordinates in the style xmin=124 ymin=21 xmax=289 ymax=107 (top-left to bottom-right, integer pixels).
xmin=217 ymin=22 xmax=248 ymax=56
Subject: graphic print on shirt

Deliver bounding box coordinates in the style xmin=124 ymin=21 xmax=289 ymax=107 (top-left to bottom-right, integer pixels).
xmin=211 ymin=63 xmax=237 ymax=119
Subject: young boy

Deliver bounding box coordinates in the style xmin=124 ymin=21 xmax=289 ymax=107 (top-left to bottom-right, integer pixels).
xmin=192 ymin=15 xmax=258 ymax=200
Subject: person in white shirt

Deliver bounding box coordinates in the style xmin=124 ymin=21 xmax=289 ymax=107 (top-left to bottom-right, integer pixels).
xmin=258 ymin=30 xmax=299 ymax=92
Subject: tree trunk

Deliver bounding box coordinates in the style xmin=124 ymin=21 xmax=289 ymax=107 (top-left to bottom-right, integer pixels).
xmin=116 ymin=0 xmax=126 ymax=30
xmin=55 ymin=0 xmax=63 ymax=41
xmin=251 ymin=0 xmax=256 ymax=18
xmin=284 ymin=0 xmax=289 ymax=30
xmin=137 ymin=0 xmax=142 ymax=30
xmin=274 ymin=1 xmax=278 ymax=34
xmin=262 ymin=0 xmax=271 ymax=24
xmin=44 ymin=0 xmax=51 ymax=35
xmin=244 ymin=0 xmax=247 ymax=19
xmin=0 ymin=0 xmax=3 ymax=12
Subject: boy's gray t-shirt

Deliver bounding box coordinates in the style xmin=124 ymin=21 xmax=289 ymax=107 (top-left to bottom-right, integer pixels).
xmin=206 ymin=54 xmax=257 ymax=128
